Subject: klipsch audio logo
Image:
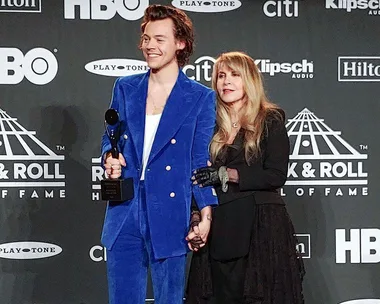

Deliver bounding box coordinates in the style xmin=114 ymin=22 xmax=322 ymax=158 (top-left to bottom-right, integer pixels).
xmin=0 ymin=47 xmax=58 ymax=85
xmin=0 ymin=109 xmax=65 ymax=200
xmin=183 ymin=56 xmax=313 ymax=83
xmin=263 ymin=0 xmax=300 ymax=17
xmin=0 ymin=0 xmax=41 ymax=12
xmin=172 ymin=0 xmax=241 ymax=13
xmin=336 ymin=229 xmax=380 ymax=264
xmin=281 ymin=108 xmax=368 ymax=197
xmin=295 ymin=233 xmax=311 ymax=258
xmin=339 ymin=300 xmax=380 ymax=304
xmin=0 ymin=242 xmax=62 ymax=259
xmin=85 ymin=59 xmax=148 ymax=77
xmin=64 ymin=0 xmax=149 ymax=20
xmin=326 ymin=0 xmax=380 ymax=15
xmin=255 ymin=59 xmax=314 ymax=78
xmin=338 ymin=56 xmax=380 ymax=82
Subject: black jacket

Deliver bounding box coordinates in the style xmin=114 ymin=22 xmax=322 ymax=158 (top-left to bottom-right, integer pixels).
xmin=187 ymin=110 xmax=305 ymax=304
xmin=209 ymin=110 xmax=289 ymax=260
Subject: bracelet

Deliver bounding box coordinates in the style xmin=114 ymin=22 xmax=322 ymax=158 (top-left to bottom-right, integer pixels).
xmin=218 ymin=166 xmax=229 ymax=193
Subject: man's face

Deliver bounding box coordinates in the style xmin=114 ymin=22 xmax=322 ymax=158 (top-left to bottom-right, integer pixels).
xmin=141 ymin=18 xmax=185 ymax=71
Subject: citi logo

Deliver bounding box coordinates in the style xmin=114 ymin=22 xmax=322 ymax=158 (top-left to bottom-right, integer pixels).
xmin=254 ymin=59 xmax=313 ymax=78
xmin=0 ymin=0 xmax=41 ymax=12
xmin=183 ymin=56 xmax=215 ymax=83
xmin=336 ymin=229 xmax=380 ymax=264
xmin=89 ymin=245 xmax=107 ymax=262
xmin=172 ymin=0 xmax=241 ymax=13
xmin=340 ymin=300 xmax=380 ymax=304
xmin=0 ymin=241 xmax=62 ymax=259
xmin=85 ymin=59 xmax=148 ymax=77
xmin=338 ymin=56 xmax=380 ymax=82
xmin=263 ymin=0 xmax=299 ymax=17
xmin=0 ymin=47 xmax=58 ymax=85
xmin=64 ymin=0 xmax=149 ymax=20
xmin=295 ymin=233 xmax=311 ymax=258
xmin=326 ymin=0 xmax=380 ymax=14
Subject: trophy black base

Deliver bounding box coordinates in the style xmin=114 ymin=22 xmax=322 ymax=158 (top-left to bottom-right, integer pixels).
xmin=101 ymin=178 xmax=134 ymax=201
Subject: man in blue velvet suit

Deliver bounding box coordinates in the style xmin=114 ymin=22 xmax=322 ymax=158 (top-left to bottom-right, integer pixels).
xmin=100 ymin=5 xmax=217 ymax=304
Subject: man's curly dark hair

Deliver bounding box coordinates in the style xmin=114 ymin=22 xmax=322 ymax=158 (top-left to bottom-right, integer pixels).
xmin=139 ymin=4 xmax=194 ymax=67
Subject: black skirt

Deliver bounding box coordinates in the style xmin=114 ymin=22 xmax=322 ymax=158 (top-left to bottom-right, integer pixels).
xmin=185 ymin=203 xmax=305 ymax=304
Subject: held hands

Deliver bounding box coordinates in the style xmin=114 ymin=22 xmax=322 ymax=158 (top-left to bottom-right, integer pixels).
xmin=186 ymin=208 xmax=212 ymax=252
xmin=104 ymin=152 xmax=126 ymax=179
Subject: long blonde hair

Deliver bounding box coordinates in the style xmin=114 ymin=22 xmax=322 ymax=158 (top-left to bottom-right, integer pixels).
xmin=210 ymin=51 xmax=282 ymax=164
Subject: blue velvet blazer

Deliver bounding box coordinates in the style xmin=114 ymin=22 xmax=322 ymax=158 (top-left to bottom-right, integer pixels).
xmin=100 ymin=70 xmax=218 ymax=259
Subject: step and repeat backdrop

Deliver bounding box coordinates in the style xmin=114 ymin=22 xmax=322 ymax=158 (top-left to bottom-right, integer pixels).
xmin=1 ymin=0 xmax=380 ymax=303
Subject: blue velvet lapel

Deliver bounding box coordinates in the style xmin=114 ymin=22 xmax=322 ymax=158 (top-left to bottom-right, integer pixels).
xmin=125 ymin=72 xmax=148 ymax=167
xmin=148 ymin=70 xmax=200 ymax=165
xmin=125 ymin=70 xmax=200 ymax=167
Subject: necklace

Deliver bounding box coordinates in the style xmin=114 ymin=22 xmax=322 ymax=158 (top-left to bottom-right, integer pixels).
xmin=231 ymin=108 xmax=241 ymax=128
xmin=152 ymin=99 xmax=164 ymax=114
xmin=148 ymin=91 xmax=167 ymax=115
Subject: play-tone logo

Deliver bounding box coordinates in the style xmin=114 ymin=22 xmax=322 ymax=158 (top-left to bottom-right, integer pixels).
xmin=326 ymin=0 xmax=380 ymax=15
xmin=85 ymin=59 xmax=148 ymax=77
xmin=336 ymin=229 xmax=380 ymax=264
xmin=64 ymin=0 xmax=149 ymax=20
xmin=0 ymin=241 xmax=62 ymax=259
xmin=172 ymin=0 xmax=241 ymax=13
xmin=263 ymin=0 xmax=300 ymax=17
xmin=281 ymin=108 xmax=368 ymax=197
xmin=338 ymin=56 xmax=380 ymax=82
xmin=0 ymin=0 xmax=41 ymax=12
xmin=0 ymin=47 xmax=58 ymax=85
xmin=295 ymin=233 xmax=311 ymax=258
xmin=0 ymin=108 xmax=65 ymax=200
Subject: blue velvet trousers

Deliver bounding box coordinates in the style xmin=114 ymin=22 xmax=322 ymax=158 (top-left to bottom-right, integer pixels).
xmin=106 ymin=182 xmax=186 ymax=304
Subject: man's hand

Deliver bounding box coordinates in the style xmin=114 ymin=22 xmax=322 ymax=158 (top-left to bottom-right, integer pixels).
xmin=104 ymin=153 xmax=126 ymax=179
xmin=186 ymin=206 xmax=212 ymax=251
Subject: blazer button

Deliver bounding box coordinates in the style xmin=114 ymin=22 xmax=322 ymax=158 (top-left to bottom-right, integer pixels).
xmin=123 ymin=134 xmax=128 ymax=140
xmin=170 ymin=192 xmax=175 ymax=198
xmin=166 ymin=165 xmax=171 ymax=171
xmin=171 ymin=138 xmax=176 ymax=144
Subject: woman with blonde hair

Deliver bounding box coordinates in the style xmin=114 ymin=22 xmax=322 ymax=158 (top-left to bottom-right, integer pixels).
xmin=186 ymin=51 xmax=305 ymax=304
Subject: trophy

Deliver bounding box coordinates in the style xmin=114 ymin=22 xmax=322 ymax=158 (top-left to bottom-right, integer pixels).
xmin=101 ymin=109 xmax=134 ymax=201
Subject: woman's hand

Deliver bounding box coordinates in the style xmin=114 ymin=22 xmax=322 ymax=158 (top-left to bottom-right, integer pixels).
xmin=192 ymin=166 xmax=221 ymax=187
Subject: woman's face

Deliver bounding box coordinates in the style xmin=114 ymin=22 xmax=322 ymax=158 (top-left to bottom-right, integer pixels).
xmin=216 ymin=65 xmax=245 ymax=105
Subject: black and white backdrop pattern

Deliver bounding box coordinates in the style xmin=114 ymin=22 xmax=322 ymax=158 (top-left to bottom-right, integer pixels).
xmin=1 ymin=1 xmax=380 ymax=303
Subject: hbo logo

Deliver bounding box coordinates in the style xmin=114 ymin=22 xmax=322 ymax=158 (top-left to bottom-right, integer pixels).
xmin=0 ymin=48 xmax=58 ymax=85
xmin=64 ymin=0 xmax=149 ymax=20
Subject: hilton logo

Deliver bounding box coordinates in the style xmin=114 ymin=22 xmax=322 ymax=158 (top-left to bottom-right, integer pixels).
xmin=0 ymin=0 xmax=41 ymax=12
xmin=338 ymin=56 xmax=380 ymax=82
